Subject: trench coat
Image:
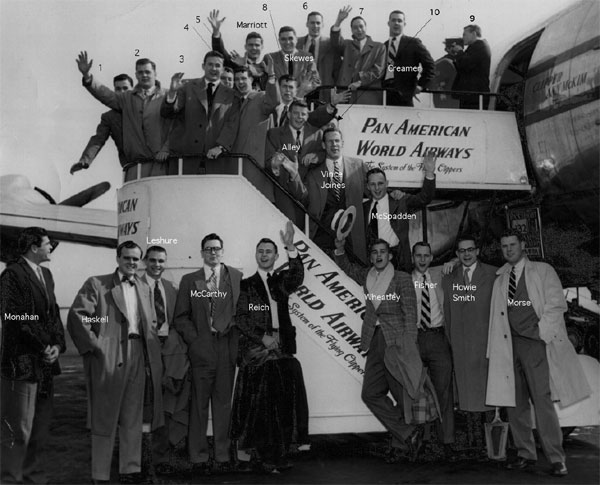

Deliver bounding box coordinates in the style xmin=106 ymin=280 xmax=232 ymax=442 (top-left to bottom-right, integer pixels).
xmin=67 ymin=271 xmax=164 ymax=436
xmin=485 ymin=258 xmax=591 ymax=408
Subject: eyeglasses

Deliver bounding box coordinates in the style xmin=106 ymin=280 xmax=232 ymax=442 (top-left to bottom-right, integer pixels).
xmin=457 ymin=247 xmax=477 ymax=254
xmin=203 ymin=247 xmax=222 ymax=254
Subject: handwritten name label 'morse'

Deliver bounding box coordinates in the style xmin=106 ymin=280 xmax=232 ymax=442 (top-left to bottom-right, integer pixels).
xmin=508 ymin=299 xmax=532 ymax=307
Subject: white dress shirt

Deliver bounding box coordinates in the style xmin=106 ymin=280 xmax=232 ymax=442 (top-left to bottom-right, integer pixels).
xmin=325 ymin=157 xmax=344 ymax=180
xmin=257 ymin=269 xmax=280 ymax=329
xmin=413 ymin=270 xmax=444 ymax=329
xmin=368 ymin=194 xmax=400 ymax=247
xmin=462 ymin=261 xmax=478 ymax=284
xmin=142 ymin=274 xmax=169 ymax=337
xmin=118 ymin=270 xmax=140 ymax=335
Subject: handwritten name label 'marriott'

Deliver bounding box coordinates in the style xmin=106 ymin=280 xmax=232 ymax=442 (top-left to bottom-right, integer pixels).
xmin=237 ymin=21 xmax=267 ymax=28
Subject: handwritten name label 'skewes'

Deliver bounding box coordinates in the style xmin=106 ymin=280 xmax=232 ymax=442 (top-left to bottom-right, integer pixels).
xmin=508 ymin=299 xmax=532 ymax=307
xmin=249 ymin=303 xmax=270 ymax=311
xmin=3 ymin=313 xmax=39 ymax=321
xmin=146 ymin=237 xmax=178 ymax=244
xmin=284 ymin=54 xmax=315 ymax=62
xmin=82 ymin=316 xmax=108 ymax=323
xmin=191 ymin=290 xmax=228 ymax=298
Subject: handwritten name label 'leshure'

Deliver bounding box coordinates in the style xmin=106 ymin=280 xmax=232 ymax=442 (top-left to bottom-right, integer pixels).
xmin=191 ymin=290 xmax=228 ymax=298
xmin=147 ymin=237 xmax=178 ymax=244
xmin=237 ymin=21 xmax=268 ymax=28
xmin=249 ymin=303 xmax=270 ymax=311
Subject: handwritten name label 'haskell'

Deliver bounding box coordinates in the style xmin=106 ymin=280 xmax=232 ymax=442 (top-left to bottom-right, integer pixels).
xmin=191 ymin=290 xmax=228 ymax=298
xmin=82 ymin=316 xmax=108 ymax=323
xmin=365 ymin=293 xmax=400 ymax=302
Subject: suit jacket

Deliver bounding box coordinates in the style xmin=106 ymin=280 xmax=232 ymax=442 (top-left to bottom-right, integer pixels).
xmin=364 ymin=177 xmax=435 ymax=271
xmin=173 ymin=264 xmax=242 ymax=369
xmin=330 ymin=30 xmax=386 ymax=104
xmin=236 ymin=255 xmax=304 ymax=361
xmin=264 ymin=49 xmax=317 ymax=85
xmin=383 ymin=35 xmax=435 ymax=104
xmin=84 ymin=77 xmax=171 ymax=163
xmin=431 ymin=56 xmax=459 ymax=108
xmin=67 ymin=271 xmax=164 ymax=435
xmin=161 ymin=78 xmax=241 ymax=155
xmin=335 ymin=255 xmax=417 ymax=352
xmin=79 ymin=109 xmax=126 ymax=167
xmin=296 ymin=35 xmax=339 ymax=86
xmin=452 ymin=39 xmax=491 ymax=93
xmin=302 ymin=156 xmax=368 ymax=262
xmin=212 ymin=35 xmax=268 ymax=89
xmin=0 ymin=257 xmax=65 ymax=381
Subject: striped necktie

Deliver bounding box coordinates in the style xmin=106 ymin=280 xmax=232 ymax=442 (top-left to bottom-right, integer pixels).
xmin=368 ymin=201 xmax=378 ymax=241
xmin=332 ymin=160 xmax=342 ymax=201
xmin=463 ymin=267 xmax=470 ymax=284
xmin=385 ymin=36 xmax=398 ymax=80
xmin=154 ymin=280 xmax=166 ymax=331
xmin=508 ymin=266 xmax=516 ymax=300
xmin=207 ymin=268 xmax=217 ymax=318
xmin=420 ymin=274 xmax=431 ymax=328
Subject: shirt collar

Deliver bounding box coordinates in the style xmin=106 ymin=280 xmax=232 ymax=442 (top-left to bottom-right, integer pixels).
xmin=206 ymin=79 xmax=220 ymax=89
xmin=117 ymin=270 xmax=136 ymax=284
xmin=463 ymin=261 xmax=478 ymax=273
xmin=204 ymin=264 xmax=220 ymax=278
xmin=512 ymin=257 xmax=526 ymax=272
xmin=22 ymin=256 xmax=40 ymax=272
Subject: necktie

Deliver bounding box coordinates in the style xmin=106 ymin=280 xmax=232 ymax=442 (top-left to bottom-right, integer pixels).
xmin=385 ymin=37 xmax=398 ymax=81
xmin=508 ymin=267 xmax=516 ymax=300
xmin=207 ymin=82 xmax=215 ymax=114
xmin=309 ymin=39 xmax=316 ymax=57
xmin=154 ymin=280 xmax=166 ymax=331
xmin=463 ymin=267 xmax=470 ymax=284
xmin=278 ymin=105 xmax=288 ymax=126
xmin=207 ymin=268 xmax=217 ymax=319
xmin=420 ymin=275 xmax=431 ymax=328
xmin=368 ymin=201 xmax=378 ymax=241
xmin=121 ymin=275 xmax=135 ymax=286
xmin=295 ymin=129 xmax=302 ymax=146
xmin=332 ymin=160 xmax=342 ymax=201
xmin=36 ymin=267 xmax=49 ymax=298
xmin=288 ymin=57 xmax=294 ymax=77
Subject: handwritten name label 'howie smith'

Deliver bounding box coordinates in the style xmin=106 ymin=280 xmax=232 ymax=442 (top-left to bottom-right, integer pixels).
xmin=191 ymin=290 xmax=228 ymax=298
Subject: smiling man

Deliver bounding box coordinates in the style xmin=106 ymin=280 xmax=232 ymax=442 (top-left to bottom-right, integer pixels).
xmin=486 ymin=230 xmax=590 ymax=477
xmin=68 ymin=241 xmax=164 ymax=484
xmin=76 ymin=52 xmax=172 ymax=179
xmin=231 ymin=221 xmax=308 ymax=473
xmin=264 ymin=26 xmax=318 ymax=85
xmin=173 ymin=233 xmax=242 ymax=473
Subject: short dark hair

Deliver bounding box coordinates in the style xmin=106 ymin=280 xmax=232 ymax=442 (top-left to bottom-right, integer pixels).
xmin=144 ymin=246 xmax=167 ymax=259
xmin=256 ymin=238 xmax=278 ymax=253
xmin=278 ymin=74 xmax=297 ymax=87
xmin=234 ymin=66 xmax=251 ymax=77
xmin=350 ymin=16 xmax=366 ymax=27
xmin=366 ymin=167 xmax=387 ymax=182
xmin=307 ymin=11 xmax=323 ymax=21
xmin=389 ymin=10 xmax=405 ymax=20
xmin=412 ymin=241 xmax=432 ymax=255
xmin=18 ymin=227 xmax=48 ymax=255
xmin=246 ymin=32 xmax=263 ymax=43
xmin=117 ymin=240 xmax=142 ymax=257
xmin=222 ymin=67 xmax=234 ymax=75
xmin=456 ymin=234 xmax=477 ymax=247
xmin=369 ymin=239 xmax=391 ymax=253
xmin=464 ymin=24 xmax=482 ymax=37
xmin=322 ymin=127 xmax=343 ymax=142
xmin=202 ymin=233 xmax=224 ymax=250
xmin=501 ymin=229 xmax=525 ymax=243
xmin=279 ymin=26 xmax=296 ymax=36
xmin=113 ymin=73 xmax=134 ymax=86
xmin=203 ymin=50 xmax=225 ymax=64
xmin=289 ymin=99 xmax=309 ymax=111
xmin=135 ymin=58 xmax=156 ymax=71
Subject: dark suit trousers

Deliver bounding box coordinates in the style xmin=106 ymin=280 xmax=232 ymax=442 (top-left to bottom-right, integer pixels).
xmin=189 ymin=333 xmax=236 ymax=463
xmin=417 ymin=330 xmax=455 ymax=444
xmin=507 ymin=336 xmax=564 ymax=463
xmin=1 ymin=379 xmax=53 ymax=484
xmin=361 ymin=328 xmax=415 ymax=448
xmin=383 ymin=80 xmax=414 ymax=107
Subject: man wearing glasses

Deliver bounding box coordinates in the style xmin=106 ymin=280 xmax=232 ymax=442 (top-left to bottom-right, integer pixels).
xmin=442 ymin=235 xmax=497 ymax=454
xmin=173 ymin=234 xmax=242 ymax=473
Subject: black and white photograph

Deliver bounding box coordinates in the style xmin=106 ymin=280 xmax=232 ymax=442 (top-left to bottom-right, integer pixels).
xmin=0 ymin=0 xmax=598 ymax=483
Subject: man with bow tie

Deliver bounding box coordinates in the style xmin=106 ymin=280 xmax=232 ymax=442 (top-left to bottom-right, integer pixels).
xmin=68 ymin=241 xmax=164 ymax=484
xmin=1 ymin=227 xmax=65 ymax=484
xmin=173 ymin=233 xmax=242 ymax=473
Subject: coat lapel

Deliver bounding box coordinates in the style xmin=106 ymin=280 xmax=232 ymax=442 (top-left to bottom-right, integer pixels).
xmin=252 ymin=272 xmax=269 ymax=303
xmin=193 ymin=79 xmax=209 ymax=115
xmin=19 ymin=258 xmax=48 ymax=303
xmin=110 ymin=271 xmax=129 ymax=321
